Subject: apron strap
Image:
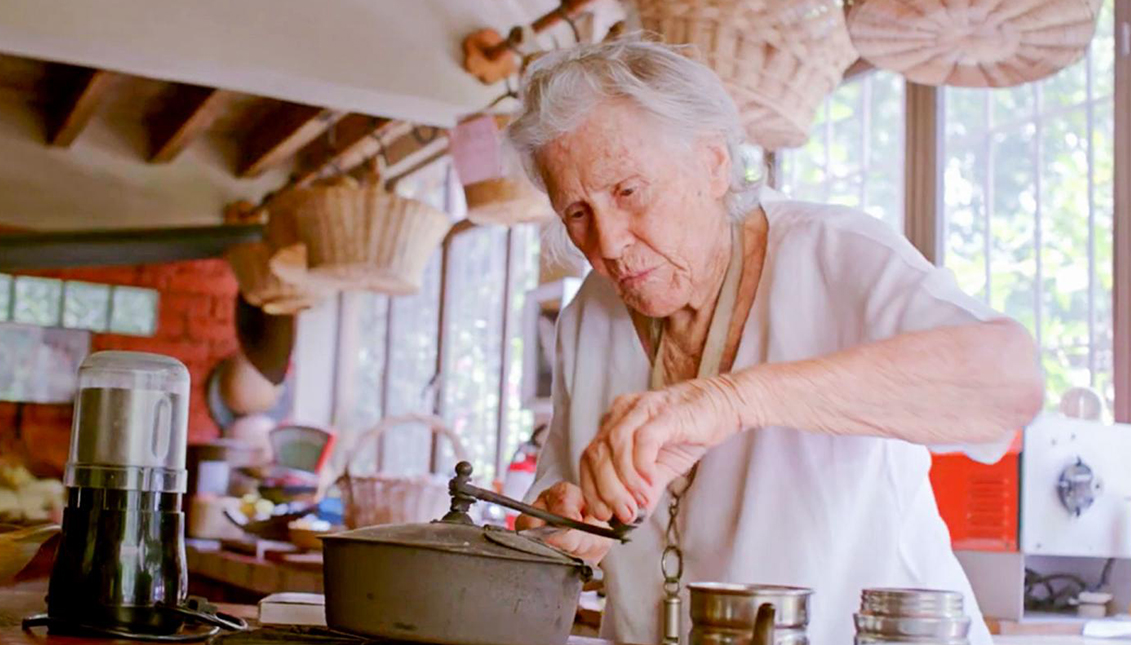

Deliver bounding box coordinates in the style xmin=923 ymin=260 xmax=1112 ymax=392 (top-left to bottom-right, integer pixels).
xmin=650 ymin=219 xmax=745 ymax=389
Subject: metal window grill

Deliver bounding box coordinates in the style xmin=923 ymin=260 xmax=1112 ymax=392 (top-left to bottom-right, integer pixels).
xmin=779 ymin=70 xmax=907 ymax=230
xmin=942 ymin=0 xmax=1117 ymax=418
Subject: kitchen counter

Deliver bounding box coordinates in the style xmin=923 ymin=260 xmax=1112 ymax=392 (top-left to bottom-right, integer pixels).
xmin=0 ymin=591 xmax=1115 ymax=645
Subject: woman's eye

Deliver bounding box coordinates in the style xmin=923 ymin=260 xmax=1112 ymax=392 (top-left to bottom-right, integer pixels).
xmin=619 ymin=187 xmax=636 ymax=198
xmin=566 ymin=209 xmax=586 ymax=221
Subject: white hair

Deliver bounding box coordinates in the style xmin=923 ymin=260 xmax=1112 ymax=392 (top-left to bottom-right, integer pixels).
xmin=506 ymin=37 xmax=763 ymax=266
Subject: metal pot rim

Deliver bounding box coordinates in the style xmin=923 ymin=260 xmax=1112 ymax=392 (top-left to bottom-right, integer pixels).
xmin=689 ymin=583 xmax=813 ymax=597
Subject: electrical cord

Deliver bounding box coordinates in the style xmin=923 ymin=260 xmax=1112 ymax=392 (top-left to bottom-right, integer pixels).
xmin=22 ymin=596 xmax=247 ymax=643
xmin=1024 ymin=558 xmax=1116 ymax=612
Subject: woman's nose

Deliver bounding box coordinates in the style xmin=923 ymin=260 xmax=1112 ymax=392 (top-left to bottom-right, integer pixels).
xmin=592 ymin=208 xmax=633 ymax=259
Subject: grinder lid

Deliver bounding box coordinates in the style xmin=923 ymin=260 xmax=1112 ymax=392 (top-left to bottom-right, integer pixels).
xmin=321 ymin=521 xmax=591 ymax=576
xmin=66 ymin=351 xmax=191 ymax=492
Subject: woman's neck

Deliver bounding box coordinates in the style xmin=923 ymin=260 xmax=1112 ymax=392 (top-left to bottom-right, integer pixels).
xmin=662 ymin=216 xmax=732 ymax=361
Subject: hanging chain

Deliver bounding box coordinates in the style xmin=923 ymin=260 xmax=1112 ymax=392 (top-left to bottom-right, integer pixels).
xmin=660 ymin=465 xmax=698 ymax=645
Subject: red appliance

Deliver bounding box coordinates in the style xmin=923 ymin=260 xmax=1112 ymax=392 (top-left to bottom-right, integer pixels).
xmin=929 ymin=432 xmax=1022 ymax=552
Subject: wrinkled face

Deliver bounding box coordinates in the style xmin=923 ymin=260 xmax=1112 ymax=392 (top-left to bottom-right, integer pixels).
xmin=535 ymin=101 xmax=731 ymax=317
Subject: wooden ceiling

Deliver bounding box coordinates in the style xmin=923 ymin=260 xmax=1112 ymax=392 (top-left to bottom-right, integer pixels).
xmin=0 ymin=52 xmax=447 ymax=189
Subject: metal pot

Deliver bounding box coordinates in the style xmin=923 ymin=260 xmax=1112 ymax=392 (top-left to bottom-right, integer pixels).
xmin=321 ymin=461 xmax=623 ymax=645
xmin=689 ymin=583 xmax=813 ymax=645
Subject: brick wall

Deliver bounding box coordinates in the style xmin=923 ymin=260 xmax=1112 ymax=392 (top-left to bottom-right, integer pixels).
xmin=0 ymin=259 xmax=239 ymax=477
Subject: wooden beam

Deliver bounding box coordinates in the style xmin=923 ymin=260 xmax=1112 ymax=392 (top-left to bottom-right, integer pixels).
xmin=149 ymin=85 xmax=230 ymax=163
xmin=292 ymin=114 xmax=392 ymax=186
xmin=902 ymin=82 xmax=943 ymax=265
xmin=1114 ymin=0 xmax=1130 ymax=422
xmin=239 ymin=103 xmax=342 ymax=177
xmin=44 ymin=67 xmax=116 ymax=147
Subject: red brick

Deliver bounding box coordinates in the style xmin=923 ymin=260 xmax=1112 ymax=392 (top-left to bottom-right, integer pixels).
xmin=187 ymin=315 xmax=235 ymax=344
xmin=136 ymin=264 xmax=176 ymax=289
xmin=212 ymin=295 xmax=235 ymax=323
xmin=167 ymin=268 xmax=225 ymax=295
xmin=21 ymin=422 xmax=71 ymax=478
xmin=210 ymin=338 xmax=239 ymax=357
xmin=156 ymin=308 xmax=187 ymax=339
xmin=94 ymin=335 xmax=159 ymax=353
xmin=69 ymin=266 xmax=140 ymax=285
xmin=170 ymin=341 xmax=213 ymax=365
xmin=161 ymin=293 xmax=209 ymax=318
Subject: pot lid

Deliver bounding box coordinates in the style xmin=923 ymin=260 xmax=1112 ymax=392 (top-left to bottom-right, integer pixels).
xmin=321 ymin=520 xmax=591 ymax=574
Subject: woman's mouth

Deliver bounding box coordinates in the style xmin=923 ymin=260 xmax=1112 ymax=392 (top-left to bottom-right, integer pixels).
xmin=617 ymin=267 xmax=656 ymax=287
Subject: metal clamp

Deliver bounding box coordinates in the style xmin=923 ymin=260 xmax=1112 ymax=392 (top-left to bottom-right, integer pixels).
xmin=443 ymin=461 xmax=641 ymax=542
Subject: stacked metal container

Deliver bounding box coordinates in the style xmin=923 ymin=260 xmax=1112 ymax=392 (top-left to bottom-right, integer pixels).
xmin=854 ymin=589 xmax=971 ymax=644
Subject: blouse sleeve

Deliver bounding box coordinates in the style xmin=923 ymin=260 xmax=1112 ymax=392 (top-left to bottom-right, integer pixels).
xmin=812 ymin=208 xmax=1028 ymax=464
xmin=522 ymin=302 xmax=576 ymax=504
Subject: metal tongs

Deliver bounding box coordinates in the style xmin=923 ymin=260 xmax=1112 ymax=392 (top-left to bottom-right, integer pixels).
xmin=444 ymin=461 xmax=644 ymax=542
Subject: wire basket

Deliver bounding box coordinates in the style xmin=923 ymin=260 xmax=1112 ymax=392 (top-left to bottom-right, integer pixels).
xmin=846 ymin=0 xmax=1102 ymax=87
xmin=337 ymin=414 xmax=470 ymax=528
xmin=634 ymin=0 xmax=857 ymax=150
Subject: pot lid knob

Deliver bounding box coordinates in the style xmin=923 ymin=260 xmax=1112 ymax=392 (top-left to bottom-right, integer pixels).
xmin=441 ymin=461 xmax=478 ymax=525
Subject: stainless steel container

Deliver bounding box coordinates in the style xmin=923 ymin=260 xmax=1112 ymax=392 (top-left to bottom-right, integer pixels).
xmin=67 ymin=351 xmax=190 ymax=492
xmin=689 ymin=583 xmax=813 ymax=645
xmin=854 ymin=588 xmax=971 ymax=645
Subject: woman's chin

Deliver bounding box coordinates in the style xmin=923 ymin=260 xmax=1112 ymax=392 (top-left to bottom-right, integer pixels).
xmin=621 ymin=290 xmax=683 ymax=318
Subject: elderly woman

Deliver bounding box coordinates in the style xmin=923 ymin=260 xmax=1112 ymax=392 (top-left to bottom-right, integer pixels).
xmin=509 ymin=40 xmax=1043 ymax=645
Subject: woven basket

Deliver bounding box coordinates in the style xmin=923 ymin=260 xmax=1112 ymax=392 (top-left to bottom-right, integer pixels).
xmin=226 ymin=241 xmax=329 ymax=315
xmin=846 ymin=0 xmax=1102 ymax=87
xmin=281 ymin=178 xmax=451 ymax=295
xmin=337 ymin=414 xmax=470 ymax=528
xmin=635 ymin=0 xmax=857 ymax=150
xmin=465 ymin=177 xmax=554 ymax=226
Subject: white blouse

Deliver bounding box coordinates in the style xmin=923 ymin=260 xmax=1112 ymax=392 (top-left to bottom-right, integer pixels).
xmin=525 ymin=190 xmax=1013 ymax=645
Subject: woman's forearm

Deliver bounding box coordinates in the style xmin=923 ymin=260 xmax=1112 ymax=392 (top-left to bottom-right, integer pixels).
xmin=718 ymin=319 xmax=1045 ymax=446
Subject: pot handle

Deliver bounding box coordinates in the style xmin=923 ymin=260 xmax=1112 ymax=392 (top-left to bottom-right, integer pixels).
xmin=752 ymin=603 xmax=776 ymax=645
xmin=344 ymin=413 xmax=469 ymax=476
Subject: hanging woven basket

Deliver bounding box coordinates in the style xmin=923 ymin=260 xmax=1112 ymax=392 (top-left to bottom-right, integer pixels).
xmin=634 ymin=0 xmax=857 ymax=150
xmin=274 ymin=176 xmax=452 ymax=296
xmin=464 ymin=176 xmax=554 ymax=226
xmin=226 ymin=241 xmax=329 ymax=316
xmin=451 ymin=114 xmax=554 ymax=225
xmin=846 ymin=0 xmax=1102 ymax=87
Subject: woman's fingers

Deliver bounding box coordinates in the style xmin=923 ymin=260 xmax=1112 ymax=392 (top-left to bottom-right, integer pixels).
xmin=579 ymin=458 xmax=612 ymax=522
xmin=518 ymin=482 xmax=585 ymax=530
xmin=601 ymin=395 xmax=661 ymax=488
xmin=589 ymin=443 xmax=638 ymax=523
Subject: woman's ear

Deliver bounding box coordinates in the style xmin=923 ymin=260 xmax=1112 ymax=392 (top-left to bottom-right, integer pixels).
xmin=701 ymin=136 xmax=731 ymax=200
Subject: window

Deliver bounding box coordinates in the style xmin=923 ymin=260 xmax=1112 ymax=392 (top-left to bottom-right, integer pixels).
xmin=338 ymin=153 xmax=546 ymax=483
xmin=440 ymin=226 xmax=509 ymax=481
xmin=778 ymin=70 xmax=906 ymax=230
xmin=0 ymin=274 xmax=158 ymax=336
xmin=942 ymin=0 xmax=1116 ymax=418
xmin=499 ymin=223 xmax=541 ymax=475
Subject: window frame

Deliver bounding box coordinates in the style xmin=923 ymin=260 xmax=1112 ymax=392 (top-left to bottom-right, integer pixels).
xmin=899 ymin=2 xmax=1130 ymax=421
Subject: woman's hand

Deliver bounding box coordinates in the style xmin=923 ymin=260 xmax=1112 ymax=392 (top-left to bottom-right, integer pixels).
xmin=516 ymin=481 xmax=614 ymax=564
xmin=579 ymin=375 xmax=744 ymax=524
